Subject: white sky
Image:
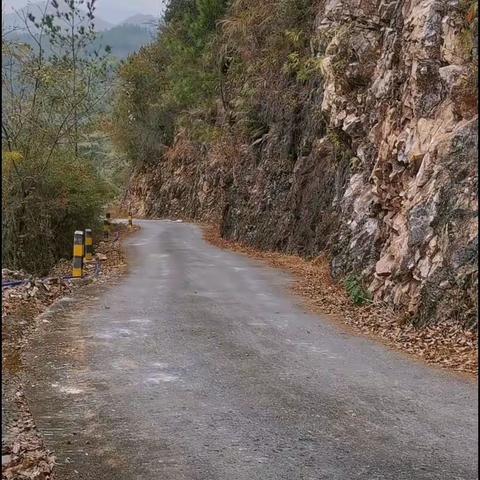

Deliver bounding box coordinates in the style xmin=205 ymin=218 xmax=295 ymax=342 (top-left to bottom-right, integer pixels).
xmin=3 ymin=0 xmax=165 ymax=24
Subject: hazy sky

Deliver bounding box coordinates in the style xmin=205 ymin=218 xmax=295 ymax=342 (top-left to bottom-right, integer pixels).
xmin=3 ymin=0 xmax=165 ymax=24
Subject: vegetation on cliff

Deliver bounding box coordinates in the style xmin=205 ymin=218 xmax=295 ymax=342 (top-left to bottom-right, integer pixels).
xmin=112 ymin=0 xmax=321 ymax=159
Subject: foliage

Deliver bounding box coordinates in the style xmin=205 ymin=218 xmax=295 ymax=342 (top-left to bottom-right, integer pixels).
xmin=112 ymin=0 xmax=229 ymax=163
xmin=110 ymin=0 xmax=353 ymax=159
xmin=111 ymin=42 xmax=172 ymax=165
xmin=282 ymin=52 xmax=324 ymax=83
xmin=164 ymin=0 xmax=196 ymax=23
xmin=2 ymin=0 xmax=115 ymax=274
xmin=460 ymin=0 xmax=478 ymax=24
xmin=2 ymin=152 xmax=110 ymax=274
xmin=217 ymin=0 xmax=318 ymax=143
xmin=344 ymin=275 xmax=372 ymax=306
xmin=326 ymin=128 xmax=354 ymax=165
xmin=112 ymin=0 xmax=319 ymax=165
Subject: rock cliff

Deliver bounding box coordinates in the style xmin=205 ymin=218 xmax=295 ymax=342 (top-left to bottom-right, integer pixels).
xmin=126 ymin=0 xmax=477 ymax=327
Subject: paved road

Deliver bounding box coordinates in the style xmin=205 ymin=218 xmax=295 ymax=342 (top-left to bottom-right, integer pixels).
xmin=25 ymin=220 xmax=477 ymax=479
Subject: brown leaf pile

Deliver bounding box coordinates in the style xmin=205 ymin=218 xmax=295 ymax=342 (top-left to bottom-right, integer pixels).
xmin=2 ymin=391 xmax=55 ymax=480
xmin=2 ymin=278 xmax=73 ymax=377
xmin=203 ymin=225 xmax=477 ymax=375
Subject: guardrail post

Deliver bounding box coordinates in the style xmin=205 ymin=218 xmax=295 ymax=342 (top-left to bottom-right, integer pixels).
xmin=84 ymin=228 xmax=93 ymax=262
xmin=72 ymin=230 xmax=84 ymax=278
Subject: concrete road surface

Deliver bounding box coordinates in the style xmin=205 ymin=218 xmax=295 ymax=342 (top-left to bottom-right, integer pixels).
xmin=25 ymin=220 xmax=478 ymax=479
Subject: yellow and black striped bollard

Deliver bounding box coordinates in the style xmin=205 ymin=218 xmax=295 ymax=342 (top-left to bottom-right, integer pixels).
xmin=84 ymin=228 xmax=93 ymax=262
xmin=72 ymin=230 xmax=84 ymax=278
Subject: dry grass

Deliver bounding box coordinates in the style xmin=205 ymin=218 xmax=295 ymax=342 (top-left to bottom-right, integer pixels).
xmin=203 ymin=224 xmax=478 ymax=376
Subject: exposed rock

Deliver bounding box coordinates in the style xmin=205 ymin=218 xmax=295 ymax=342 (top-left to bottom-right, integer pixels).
xmin=375 ymin=255 xmax=395 ymax=277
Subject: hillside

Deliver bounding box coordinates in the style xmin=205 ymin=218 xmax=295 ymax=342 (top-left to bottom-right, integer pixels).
xmin=113 ymin=0 xmax=478 ymax=329
xmin=4 ymin=25 xmax=156 ymax=61
xmin=95 ymin=24 xmax=155 ymax=59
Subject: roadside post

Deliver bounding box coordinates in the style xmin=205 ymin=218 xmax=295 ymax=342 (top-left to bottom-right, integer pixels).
xmin=84 ymin=228 xmax=93 ymax=262
xmin=72 ymin=230 xmax=84 ymax=278
xmin=103 ymin=212 xmax=111 ymax=240
xmin=128 ymin=211 xmax=133 ymax=229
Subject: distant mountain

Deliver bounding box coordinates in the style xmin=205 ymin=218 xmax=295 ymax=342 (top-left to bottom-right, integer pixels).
xmin=3 ymin=1 xmax=113 ymax=32
xmin=120 ymin=14 xmax=158 ymax=30
xmin=3 ymin=4 xmax=158 ymax=60
xmin=95 ymin=24 xmax=156 ymax=59
xmin=5 ymin=25 xmax=156 ymax=61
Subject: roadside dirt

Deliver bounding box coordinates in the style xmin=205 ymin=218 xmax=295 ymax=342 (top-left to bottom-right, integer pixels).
xmin=1 ymin=222 xmax=139 ymax=480
xmin=203 ymin=225 xmax=477 ymax=376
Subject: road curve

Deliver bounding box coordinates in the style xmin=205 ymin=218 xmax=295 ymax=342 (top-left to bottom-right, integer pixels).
xmin=25 ymin=220 xmax=478 ymax=480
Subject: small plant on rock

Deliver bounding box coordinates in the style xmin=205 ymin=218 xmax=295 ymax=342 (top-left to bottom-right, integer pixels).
xmin=345 ymin=275 xmax=372 ymax=306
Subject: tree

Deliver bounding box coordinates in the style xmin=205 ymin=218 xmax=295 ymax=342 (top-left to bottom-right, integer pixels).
xmin=111 ymin=0 xmax=229 ymax=166
xmin=2 ymin=0 xmax=113 ymax=274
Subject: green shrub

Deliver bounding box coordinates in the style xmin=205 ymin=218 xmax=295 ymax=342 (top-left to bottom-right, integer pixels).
xmin=345 ymin=275 xmax=372 ymax=306
xmin=283 ymin=52 xmax=325 ymax=83
xmin=2 ymin=152 xmax=111 ymax=275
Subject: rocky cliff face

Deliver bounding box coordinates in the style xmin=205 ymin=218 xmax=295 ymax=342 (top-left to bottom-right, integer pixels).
xmin=128 ymin=0 xmax=477 ymax=327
